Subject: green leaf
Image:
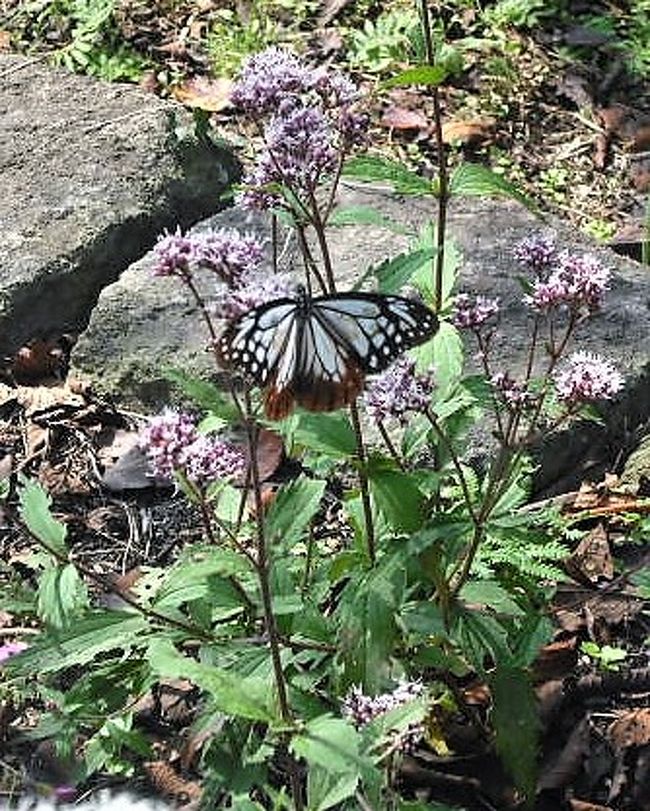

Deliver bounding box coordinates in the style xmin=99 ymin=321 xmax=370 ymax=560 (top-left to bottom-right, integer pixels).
xmin=414 ymin=321 xmax=463 ymax=397
xmin=328 ymin=205 xmax=408 ymax=233
xmin=4 ymin=612 xmax=148 ymax=675
xmin=449 ymin=162 xmax=536 ymax=210
xmin=148 ymin=638 xmax=275 ymax=722
xmin=460 ymin=580 xmax=524 ymax=616
xmin=37 ymin=564 xmax=89 ymax=630
xmin=411 ymin=225 xmax=461 ymax=307
xmin=307 ymin=767 xmax=359 ymax=811
xmin=384 ymin=64 xmax=448 ymax=88
xmin=285 ymin=412 xmax=356 ymax=458
xmin=153 ymin=547 xmax=251 ymax=609
xmin=343 ymin=156 xmax=434 ymax=196
xmin=453 ymin=609 xmax=511 ymax=673
xmin=18 ymin=479 xmax=67 ymax=556
xmin=368 ymin=465 xmax=424 ymax=533
xmin=489 ymin=667 xmax=539 ymax=801
xmin=164 ymin=368 xmax=238 ymax=421
xmin=266 ymin=477 xmax=326 ymax=548
xmin=291 ymin=715 xmax=362 ymax=773
xmin=373 ymin=248 xmax=435 ymax=293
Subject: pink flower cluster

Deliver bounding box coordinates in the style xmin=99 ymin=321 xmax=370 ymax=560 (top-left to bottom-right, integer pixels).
xmin=342 ymin=680 xmax=425 ymax=753
xmin=364 ymin=357 xmax=435 ymax=424
xmin=152 ymin=227 xmax=264 ymax=283
xmin=490 ymin=372 xmax=534 ymax=409
xmin=452 ymin=294 xmax=499 ymax=331
xmin=214 ymin=271 xmax=296 ymax=320
xmin=0 ymin=641 xmax=28 ymax=664
xmin=554 ymin=351 xmax=624 ymax=404
xmin=519 ymin=241 xmax=611 ymax=314
xmin=232 ymin=47 xmax=368 ymax=210
xmin=139 ymin=410 xmax=246 ymax=487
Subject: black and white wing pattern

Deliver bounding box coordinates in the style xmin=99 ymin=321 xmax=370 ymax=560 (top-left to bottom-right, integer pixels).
xmin=217 ymin=290 xmax=438 ymax=420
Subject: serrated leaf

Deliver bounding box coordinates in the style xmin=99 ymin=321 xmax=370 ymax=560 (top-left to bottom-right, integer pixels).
xmin=368 ymin=465 xmax=424 ymax=532
xmin=384 ymin=64 xmax=448 ymax=88
xmin=489 ymin=667 xmax=539 ymax=801
xmin=164 ymin=367 xmax=238 ymax=420
xmin=265 ymin=477 xmax=326 ymax=548
xmin=328 ymin=205 xmax=407 ymax=233
xmin=449 ymin=162 xmax=536 ymax=210
xmin=343 ymin=156 xmax=434 ymax=196
xmin=4 ymin=612 xmax=148 ymax=675
xmin=37 ymin=563 xmax=89 ymax=630
xmin=460 ymin=579 xmax=523 ymax=616
xmin=284 ymin=412 xmax=356 ymax=458
xmin=153 ymin=547 xmax=251 ymax=609
xmin=18 ymin=479 xmax=67 ymax=556
xmin=148 ymin=638 xmax=275 ymax=722
xmin=414 ymin=321 xmax=463 ymax=397
xmin=373 ymin=247 xmax=435 ymax=293
xmin=291 ymin=715 xmax=362 ymax=773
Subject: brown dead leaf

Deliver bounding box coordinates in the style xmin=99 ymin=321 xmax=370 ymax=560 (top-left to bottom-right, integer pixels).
xmin=569 ymin=800 xmax=613 ymax=811
xmin=245 ymin=427 xmax=284 ymax=482
xmin=11 ymin=339 xmax=67 ymax=383
xmin=609 ymin=709 xmax=650 ymax=750
xmin=171 ymin=76 xmax=233 ymax=112
xmin=461 ymin=680 xmax=491 ymax=706
xmin=144 ymin=760 xmax=202 ymax=804
xmin=566 ymin=524 xmax=614 ymax=583
xmin=15 ymin=382 xmax=85 ymax=418
xmin=381 ymin=106 xmax=429 ymax=131
xmin=0 ymin=31 xmax=12 ymax=52
xmin=318 ymin=0 xmax=354 ymax=25
xmin=441 ymin=118 xmax=495 ymax=145
xmin=553 ymin=584 xmax=644 ymax=632
xmin=533 ymin=637 xmax=578 ymax=682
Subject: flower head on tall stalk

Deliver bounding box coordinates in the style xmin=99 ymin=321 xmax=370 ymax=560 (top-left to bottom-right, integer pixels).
xmin=342 ymin=680 xmax=425 ymax=754
xmin=232 ymin=47 xmax=368 ymax=212
xmin=364 ymin=357 xmax=435 ymax=425
xmin=451 ymin=293 xmax=500 ymax=332
xmin=139 ymin=410 xmax=245 ymax=488
xmin=553 ymin=351 xmax=624 ymax=405
xmin=214 ymin=270 xmax=297 ymax=320
xmin=152 ymin=227 xmax=265 ymax=285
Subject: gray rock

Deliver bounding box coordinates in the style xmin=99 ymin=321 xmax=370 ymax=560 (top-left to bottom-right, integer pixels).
xmin=0 ymin=54 xmax=238 ymax=358
xmin=71 ymin=185 xmax=650 ymax=493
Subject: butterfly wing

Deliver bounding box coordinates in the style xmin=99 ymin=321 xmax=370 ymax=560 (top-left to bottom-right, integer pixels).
xmin=312 ymin=293 xmax=439 ymax=374
xmin=216 ymin=298 xmax=298 ymax=388
xmin=218 ymin=292 xmax=438 ymax=420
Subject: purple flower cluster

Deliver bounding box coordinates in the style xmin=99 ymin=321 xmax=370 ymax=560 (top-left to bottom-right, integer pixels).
xmin=364 ymin=357 xmax=435 ymax=424
xmin=214 ymin=271 xmax=297 ymax=320
xmin=517 ymin=236 xmax=611 ymax=314
xmin=342 ymin=681 xmax=425 ymax=754
xmin=230 ymin=47 xmax=312 ymax=114
xmin=139 ymin=410 xmax=246 ymax=487
xmin=232 ymin=47 xmax=368 ymax=210
xmin=513 ymin=235 xmax=557 ymax=272
xmin=553 ymin=351 xmax=624 ymax=404
xmin=452 ymin=294 xmax=500 ymax=331
xmin=0 ymin=641 xmax=28 ymax=664
xmin=152 ymin=228 xmax=264 ymax=283
xmin=490 ymin=372 xmax=534 ymax=409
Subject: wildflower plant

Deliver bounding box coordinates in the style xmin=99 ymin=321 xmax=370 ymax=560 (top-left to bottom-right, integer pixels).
xmin=4 ymin=11 xmax=627 ymax=811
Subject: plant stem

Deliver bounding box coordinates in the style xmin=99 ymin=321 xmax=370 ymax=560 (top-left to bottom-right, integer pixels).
xmin=242 ymin=394 xmax=304 ymax=810
xmin=419 ymin=0 xmax=449 ymax=312
xmin=349 ymin=402 xmax=376 ymax=566
xmin=378 ymin=420 xmax=405 ymax=470
xmin=308 ymin=189 xmax=337 ymax=292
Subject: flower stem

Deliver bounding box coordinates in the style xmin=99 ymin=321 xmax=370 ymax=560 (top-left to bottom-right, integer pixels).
xmin=349 ymin=401 xmax=376 ymax=566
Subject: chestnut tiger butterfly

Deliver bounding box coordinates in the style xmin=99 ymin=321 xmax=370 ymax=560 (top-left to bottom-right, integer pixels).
xmin=217 ymin=286 xmax=439 ymax=420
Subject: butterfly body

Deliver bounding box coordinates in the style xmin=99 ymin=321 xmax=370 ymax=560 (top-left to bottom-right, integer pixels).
xmin=217 ymin=287 xmax=438 ymax=419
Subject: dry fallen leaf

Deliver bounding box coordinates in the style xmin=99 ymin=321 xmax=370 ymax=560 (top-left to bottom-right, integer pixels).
xmin=171 ymin=76 xmax=233 ymax=112
xmin=441 ymin=118 xmax=495 ymax=145
xmin=566 ymin=523 xmax=614 ymax=583
xmin=381 ymin=106 xmax=430 ymax=131
xmin=609 ymin=709 xmax=650 ymax=749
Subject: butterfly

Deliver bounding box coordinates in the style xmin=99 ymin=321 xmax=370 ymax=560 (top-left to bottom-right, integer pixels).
xmin=217 ymin=287 xmax=439 ymax=420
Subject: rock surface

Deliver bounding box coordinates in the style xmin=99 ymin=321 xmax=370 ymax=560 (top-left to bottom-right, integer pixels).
xmin=71 ymin=185 xmax=650 ymax=493
xmin=0 ymin=54 xmax=237 ymax=358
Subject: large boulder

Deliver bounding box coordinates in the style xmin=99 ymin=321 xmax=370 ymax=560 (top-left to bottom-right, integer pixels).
xmin=0 ymin=54 xmax=237 ymax=358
